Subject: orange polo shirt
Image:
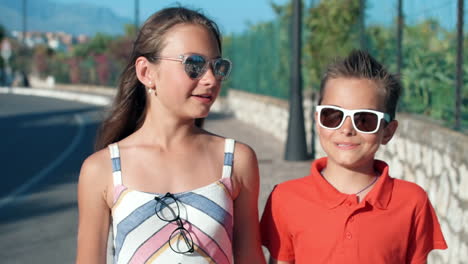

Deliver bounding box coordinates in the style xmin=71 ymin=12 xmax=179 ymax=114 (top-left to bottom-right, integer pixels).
xmin=260 ymin=157 xmax=447 ymax=264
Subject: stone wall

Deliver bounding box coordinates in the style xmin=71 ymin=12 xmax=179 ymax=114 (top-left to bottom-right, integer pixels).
xmin=226 ymin=89 xmax=467 ymax=263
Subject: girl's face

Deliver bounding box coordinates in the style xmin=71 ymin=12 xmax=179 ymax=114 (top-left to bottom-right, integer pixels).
xmin=151 ymin=24 xmax=222 ymax=120
xmin=316 ymin=77 xmax=395 ymax=171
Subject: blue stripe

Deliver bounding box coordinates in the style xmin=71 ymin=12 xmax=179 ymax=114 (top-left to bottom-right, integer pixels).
xmin=114 ymin=201 xmax=155 ymax=262
xmin=111 ymin=157 xmax=121 ymax=172
xmin=224 ymin=153 xmax=233 ymax=166
xmin=178 ymin=192 xmax=233 ymax=240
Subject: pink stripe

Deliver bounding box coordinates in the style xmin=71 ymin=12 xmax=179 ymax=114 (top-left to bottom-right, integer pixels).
xmin=220 ymin=178 xmax=233 ymax=197
xmin=113 ymin=185 xmax=127 ymax=204
xmin=129 ymin=224 xmax=174 ymax=263
xmin=190 ymin=225 xmax=230 ymax=264
xmin=130 ymin=223 xmax=230 ymax=264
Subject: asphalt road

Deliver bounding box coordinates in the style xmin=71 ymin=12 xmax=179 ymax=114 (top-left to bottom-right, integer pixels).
xmin=0 ymin=93 xmax=104 ymax=263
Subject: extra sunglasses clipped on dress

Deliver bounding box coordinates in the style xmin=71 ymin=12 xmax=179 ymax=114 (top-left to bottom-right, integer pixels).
xmin=316 ymin=105 xmax=391 ymax=134
xmin=153 ymin=54 xmax=232 ymax=81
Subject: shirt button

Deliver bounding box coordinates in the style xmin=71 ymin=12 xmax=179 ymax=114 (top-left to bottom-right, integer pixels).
xmin=349 ymin=216 xmax=354 ymax=222
xmin=346 ymin=232 xmax=352 ymax=239
xmin=346 ymin=201 xmax=353 ymax=207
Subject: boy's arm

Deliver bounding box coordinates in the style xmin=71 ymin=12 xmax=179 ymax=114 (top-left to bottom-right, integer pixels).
xmin=407 ymin=193 xmax=447 ymax=263
xmin=232 ymin=143 xmax=266 ymax=264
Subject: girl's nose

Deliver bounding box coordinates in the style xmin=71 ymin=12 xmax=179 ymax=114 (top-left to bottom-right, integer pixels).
xmin=199 ymin=64 xmax=218 ymax=85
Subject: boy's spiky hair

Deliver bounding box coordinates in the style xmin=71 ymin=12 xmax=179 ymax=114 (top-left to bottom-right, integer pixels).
xmin=319 ymin=50 xmax=402 ymax=120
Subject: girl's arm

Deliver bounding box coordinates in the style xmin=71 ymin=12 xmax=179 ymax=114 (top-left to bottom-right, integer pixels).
xmin=76 ymin=153 xmax=112 ymax=264
xmin=232 ymin=143 xmax=266 ymax=264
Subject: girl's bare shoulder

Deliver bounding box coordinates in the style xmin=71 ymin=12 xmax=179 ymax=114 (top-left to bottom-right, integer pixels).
xmin=80 ymin=147 xmax=112 ymax=177
xmin=78 ymin=147 xmax=114 ymax=199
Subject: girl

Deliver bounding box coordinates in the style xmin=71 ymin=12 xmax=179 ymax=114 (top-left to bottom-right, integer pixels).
xmin=76 ymin=7 xmax=265 ymax=264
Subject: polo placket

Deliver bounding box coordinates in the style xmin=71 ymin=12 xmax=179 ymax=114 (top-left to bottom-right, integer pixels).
xmin=341 ymin=195 xmax=362 ymax=260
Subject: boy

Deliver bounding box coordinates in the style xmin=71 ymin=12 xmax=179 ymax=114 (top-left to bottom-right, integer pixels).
xmin=260 ymin=50 xmax=447 ymax=264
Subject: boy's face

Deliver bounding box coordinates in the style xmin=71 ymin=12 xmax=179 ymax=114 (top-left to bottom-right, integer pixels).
xmin=316 ymin=77 xmax=397 ymax=170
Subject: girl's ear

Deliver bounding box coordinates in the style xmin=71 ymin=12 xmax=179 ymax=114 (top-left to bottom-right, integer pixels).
xmin=381 ymin=120 xmax=398 ymax=145
xmin=135 ymin=56 xmax=155 ymax=87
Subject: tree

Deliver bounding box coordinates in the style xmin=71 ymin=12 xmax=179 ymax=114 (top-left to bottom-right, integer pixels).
xmin=304 ymin=0 xmax=361 ymax=88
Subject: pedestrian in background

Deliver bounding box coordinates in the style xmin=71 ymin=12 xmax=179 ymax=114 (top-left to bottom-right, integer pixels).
xmin=260 ymin=50 xmax=447 ymax=264
xmin=76 ymin=6 xmax=265 ymax=264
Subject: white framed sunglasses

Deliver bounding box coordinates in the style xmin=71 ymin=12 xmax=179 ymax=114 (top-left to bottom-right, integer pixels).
xmin=316 ymin=105 xmax=392 ymax=134
xmin=153 ymin=53 xmax=232 ymax=81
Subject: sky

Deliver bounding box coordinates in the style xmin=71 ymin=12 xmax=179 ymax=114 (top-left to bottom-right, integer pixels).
xmin=54 ymin=0 xmax=289 ymax=35
xmin=52 ymin=0 xmax=461 ymax=35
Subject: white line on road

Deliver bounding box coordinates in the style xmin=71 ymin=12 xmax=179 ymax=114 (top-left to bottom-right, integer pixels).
xmin=0 ymin=114 xmax=87 ymax=210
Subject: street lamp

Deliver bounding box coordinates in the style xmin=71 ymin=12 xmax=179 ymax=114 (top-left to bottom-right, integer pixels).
xmin=285 ymin=0 xmax=309 ymax=161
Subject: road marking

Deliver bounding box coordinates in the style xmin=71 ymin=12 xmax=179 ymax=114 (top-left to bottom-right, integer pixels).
xmin=0 ymin=114 xmax=86 ymax=210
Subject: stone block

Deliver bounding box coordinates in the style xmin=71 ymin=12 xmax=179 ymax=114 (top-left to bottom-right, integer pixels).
xmin=416 ymin=169 xmax=427 ymax=190
xmin=436 ymin=175 xmax=450 ymax=217
xmin=440 ymin=222 xmax=450 ymax=263
xmin=434 ymin=151 xmax=443 ymax=177
xmin=429 ymin=181 xmax=438 ymax=206
xmin=398 ymin=138 xmax=407 ymax=160
xmin=464 ymin=210 xmax=468 ymax=234
xmin=448 ymin=197 xmax=462 ymax=233
xmin=447 ymin=165 xmax=459 ymax=195
xmin=460 ymin=242 xmax=468 ymax=264
xmin=404 ymin=165 xmax=414 ymax=182
xmin=390 ymin=156 xmax=403 ymax=179
xmin=458 ymin=164 xmax=468 ymax=201
xmin=449 ymin=233 xmax=460 ymax=263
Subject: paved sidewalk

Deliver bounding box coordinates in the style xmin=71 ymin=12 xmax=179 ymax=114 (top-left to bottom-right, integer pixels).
xmin=204 ymin=112 xmax=313 ymax=216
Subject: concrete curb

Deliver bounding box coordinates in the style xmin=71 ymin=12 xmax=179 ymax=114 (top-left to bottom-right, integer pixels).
xmin=0 ymin=87 xmax=112 ymax=106
xmin=0 ymin=86 xmax=226 ymax=112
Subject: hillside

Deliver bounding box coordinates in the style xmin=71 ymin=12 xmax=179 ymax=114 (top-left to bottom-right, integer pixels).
xmin=0 ymin=0 xmax=131 ymax=36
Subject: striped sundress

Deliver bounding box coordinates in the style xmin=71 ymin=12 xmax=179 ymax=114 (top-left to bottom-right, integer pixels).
xmin=108 ymin=138 xmax=235 ymax=264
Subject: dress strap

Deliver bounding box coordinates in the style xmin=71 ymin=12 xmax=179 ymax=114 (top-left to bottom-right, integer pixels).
xmin=108 ymin=143 xmax=122 ymax=186
xmin=221 ymin=138 xmax=235 ymax=179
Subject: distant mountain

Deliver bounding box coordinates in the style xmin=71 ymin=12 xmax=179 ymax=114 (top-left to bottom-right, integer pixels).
xmin=0 ymin=0 xmax=132 ymax=36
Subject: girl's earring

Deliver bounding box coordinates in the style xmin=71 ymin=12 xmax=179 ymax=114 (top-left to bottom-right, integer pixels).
xmin=147 ymin=81 xmax=157 ymax=95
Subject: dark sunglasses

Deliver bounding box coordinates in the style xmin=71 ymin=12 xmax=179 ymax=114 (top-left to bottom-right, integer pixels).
xmin=316 ymin=105 xmax=391 ymax=134
xmin=154 ymin=54 xmax=232 ymax=81
xmin=154 ymin=192 xmax=194 ymax=254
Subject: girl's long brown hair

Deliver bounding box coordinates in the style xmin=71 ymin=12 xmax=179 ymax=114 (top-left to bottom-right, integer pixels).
xmin=95 ymin=7 xmax=222 ymax=151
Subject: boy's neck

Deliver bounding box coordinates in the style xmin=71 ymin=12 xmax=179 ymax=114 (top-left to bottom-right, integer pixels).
xmin=321 ymin=159 xmax=379 ymax=196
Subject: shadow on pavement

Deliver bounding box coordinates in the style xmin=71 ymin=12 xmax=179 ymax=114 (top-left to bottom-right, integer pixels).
xmin=0 ymin=106 xmax=102 ymax=225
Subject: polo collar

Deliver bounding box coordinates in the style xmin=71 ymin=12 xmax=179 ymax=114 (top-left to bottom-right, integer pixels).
xmin=308 ymin=157 xmax=393 ymax=210
xmin=365 ymin=160 xmax=393 ymax=209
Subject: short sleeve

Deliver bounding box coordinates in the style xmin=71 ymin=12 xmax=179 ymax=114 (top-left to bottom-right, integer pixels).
xmin=406 ymin=194 xmax=448 ymax=263
xmin=260 ymin=186 xmax=295 ymax=261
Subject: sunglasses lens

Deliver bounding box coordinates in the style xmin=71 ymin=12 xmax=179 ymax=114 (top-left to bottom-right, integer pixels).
xmin=213 ymin=59 xmax=232 ymax=80
xmin=353 ymin=112 xmax=379 ymax=132
xmin=169 ymin=227 xmax=194 ymax=253
xmin=184 ymin=55 xmax=207 ymax=79
xmin=320 ymin=107 xmax=344 ymax=129
xmin=155 ymin=195 xmax=179 ymax=222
